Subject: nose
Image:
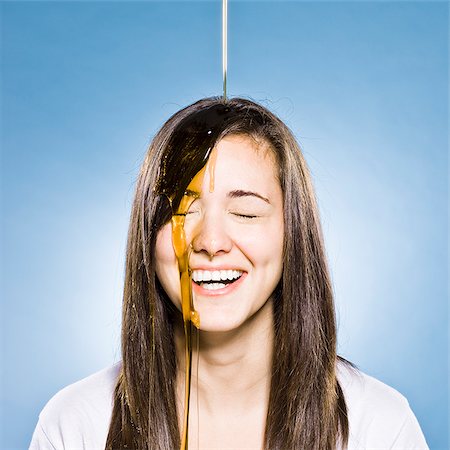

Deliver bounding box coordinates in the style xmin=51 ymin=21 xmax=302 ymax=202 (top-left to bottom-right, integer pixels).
xmin=190 ymin=212 xmax=232 ymax=258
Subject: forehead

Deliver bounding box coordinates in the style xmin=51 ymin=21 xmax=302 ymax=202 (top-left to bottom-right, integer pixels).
xmin=212 ymin=134 xmax=279 ymax=186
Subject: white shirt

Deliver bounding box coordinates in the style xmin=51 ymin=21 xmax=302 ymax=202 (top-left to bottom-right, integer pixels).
xmin=29 ymin=362 xmax=429 ymax=449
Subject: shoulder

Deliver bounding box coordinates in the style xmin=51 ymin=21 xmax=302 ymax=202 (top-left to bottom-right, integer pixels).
xmin=337 ymin=360 xmax=409 ymax=418
xmin=337 ymin=360 xmax=429 ymax=449
xmin=30 ymin=362 xmax=121 ymax=450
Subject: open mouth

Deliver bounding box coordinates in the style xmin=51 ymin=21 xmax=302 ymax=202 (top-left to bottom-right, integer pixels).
xmin=191 ymin=269 xmax=243 ymax=291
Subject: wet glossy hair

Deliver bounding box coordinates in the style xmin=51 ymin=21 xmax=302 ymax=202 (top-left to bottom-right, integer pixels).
xmin=105 ymin=97 xmax=350 ymax=449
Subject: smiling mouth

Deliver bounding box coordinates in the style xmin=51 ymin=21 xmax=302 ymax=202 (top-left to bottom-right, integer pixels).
xmin=191 ymin=269 xmax=243 ymax=291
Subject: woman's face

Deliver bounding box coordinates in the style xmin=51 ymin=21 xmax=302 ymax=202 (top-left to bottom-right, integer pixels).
xmin=155 ymin=134 xmax=284 ymax=332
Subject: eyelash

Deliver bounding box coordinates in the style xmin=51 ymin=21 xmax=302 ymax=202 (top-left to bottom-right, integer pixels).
xmin=232 ymin=213 xmax=258 ymax=219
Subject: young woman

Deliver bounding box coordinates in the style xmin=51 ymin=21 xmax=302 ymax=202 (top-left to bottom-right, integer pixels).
xmin=30 ymin=97 xmax=428 ymax=450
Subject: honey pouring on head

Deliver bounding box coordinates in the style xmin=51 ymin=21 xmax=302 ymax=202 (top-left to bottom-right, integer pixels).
xmin=156 ymin=103 xmax=235 ymax=450
xmin=170 ymin=149 xmax=218 ymax=450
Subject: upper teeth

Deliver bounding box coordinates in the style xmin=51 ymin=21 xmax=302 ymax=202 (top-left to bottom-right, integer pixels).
xmin=191 ymin=269 xmax=243 ymax=282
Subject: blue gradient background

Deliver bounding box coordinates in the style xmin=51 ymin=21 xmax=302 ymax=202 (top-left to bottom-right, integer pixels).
xmin=1 ymin=1 xmax=448 ymax=449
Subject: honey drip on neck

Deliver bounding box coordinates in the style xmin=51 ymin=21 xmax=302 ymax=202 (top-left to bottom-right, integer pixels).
xmin=171 ymin=151 xmax=217 ymax=450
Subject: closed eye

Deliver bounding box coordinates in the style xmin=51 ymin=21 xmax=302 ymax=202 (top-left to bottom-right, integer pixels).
xmin=232 ymin=212 xmax=258 ymax=219
xmin=174 ymin=209 xmax=199 ymax=217
xmin=185 ymin=200 xmax=201 ymax=216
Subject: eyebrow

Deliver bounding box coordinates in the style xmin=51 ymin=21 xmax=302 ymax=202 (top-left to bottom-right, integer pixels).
xmin=227 ymin=189 xmax=270 ymax=204
xmin=184 ymin=188 xmax=270 ymax=204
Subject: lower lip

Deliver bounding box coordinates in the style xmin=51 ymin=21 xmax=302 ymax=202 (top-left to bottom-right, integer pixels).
xmin=192 ymin=273 xmax=247 ymax=297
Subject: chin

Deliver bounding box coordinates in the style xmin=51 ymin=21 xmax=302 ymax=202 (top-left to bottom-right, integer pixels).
xmin=194 ymin=309 xmax=245 ymax=333
xmin=195 ymin=298 xmax=273 ymax=335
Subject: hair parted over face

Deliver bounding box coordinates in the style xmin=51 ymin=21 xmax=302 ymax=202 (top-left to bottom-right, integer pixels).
xmin=105 ymin=97 xmax=349 ymax=450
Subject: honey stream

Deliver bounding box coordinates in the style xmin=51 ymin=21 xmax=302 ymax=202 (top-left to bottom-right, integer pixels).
xmin=222 ymin=0 xmax=228 ymax=100
xmin=162 ymin=6 xmax=232 ymax=441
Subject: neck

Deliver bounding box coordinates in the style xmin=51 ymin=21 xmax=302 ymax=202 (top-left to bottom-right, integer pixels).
xmin=174 ymin=299 xmax=274 ymax=413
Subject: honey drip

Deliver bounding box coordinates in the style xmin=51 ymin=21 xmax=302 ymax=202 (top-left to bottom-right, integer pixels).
xmin=171 ymin=161 xmax=213 ymax=450
xmin=207 ymin=147 xmax=218 ymax=193
xmin=157 ymin=103 xmax=236 ymax=450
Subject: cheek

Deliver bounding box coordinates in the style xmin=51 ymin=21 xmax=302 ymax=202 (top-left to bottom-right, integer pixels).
xmin=237 ymin=222 xmax=284 ymax=267
xmin=155 ymin=224 xmax=181 ymax=305
xmin=155 ymin=223 xmax=175 ymax=263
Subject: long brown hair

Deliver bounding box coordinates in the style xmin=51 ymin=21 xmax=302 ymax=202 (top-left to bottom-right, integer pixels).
xmin=105 ymin=97 xmax=350 ymax=449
